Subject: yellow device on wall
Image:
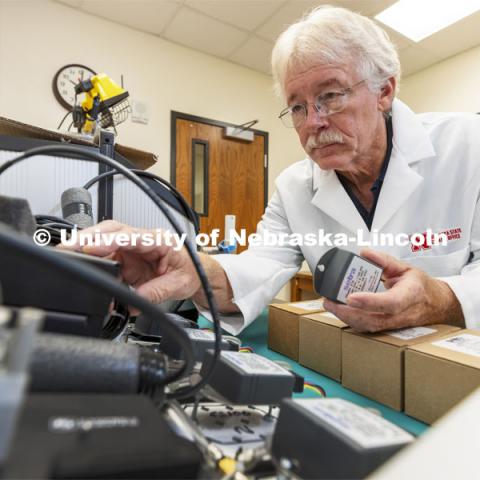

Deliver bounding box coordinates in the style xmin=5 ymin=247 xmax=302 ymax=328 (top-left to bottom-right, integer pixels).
xmin=74 ymin=73 xmax=130 ymax=134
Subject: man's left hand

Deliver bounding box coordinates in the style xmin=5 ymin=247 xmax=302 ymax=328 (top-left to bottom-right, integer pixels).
xmin=323 ymin=249 xmax=465 ymax=332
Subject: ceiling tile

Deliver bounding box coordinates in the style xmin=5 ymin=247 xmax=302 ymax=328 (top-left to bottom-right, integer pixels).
xmin=53 ymin=0 xmax=480 ymax=79
xmin=185 ymin=0 xmax=284 ymax=32
xmin=55 ymin=0 xmax=84 ymax=7
xmin=163 ymin=7 xmax=249 ymax=58
xmin=255 ymin=0 xmax=322 ymax=41
xmin=346 ymin=0 xmax=397 ymax=16
xmin=255 ymin=0 xmax=399 ymax=42
xmin=230 ymin=36 xmax=274 ymax=75
xmin=80 ymin=0 xmax=182 ymax=35
xmin=418 ymin=10 xmax=480 ymax=60
xmin=398 ymin=45 xmax=441 ymax=78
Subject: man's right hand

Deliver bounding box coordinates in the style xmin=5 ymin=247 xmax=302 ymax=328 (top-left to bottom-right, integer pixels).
xmin=58 ymin=220 xmax=201 ymax=306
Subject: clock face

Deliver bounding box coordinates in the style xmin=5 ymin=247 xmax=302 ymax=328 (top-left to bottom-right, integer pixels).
xmin=52 ymin=64 xmax=97 ymax=110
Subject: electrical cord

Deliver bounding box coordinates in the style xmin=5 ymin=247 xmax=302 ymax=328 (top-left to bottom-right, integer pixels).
xmin=304 ymin=381 xmax=326 ymax=397
xmin=0 ymin=224 xmax=193 ymax=388
xmin=35 ymin=215 xmax=76 ymax=246
xmin=83 ymin=169 xmax=200 ymax=234
xmin=38 ymin=222 xmax=74 ymax=230
xmin=57 ymin=110 xmax=71 ymax=130
xmin=171 ymin=298 xmax=186 ymax=314
xmin=0 ymin=144 xmax=222 ymax=400
xmin=101 ymin=300 xmax=130 ymax=340
xmin=35 ymin=215 xmax=75 ymax=228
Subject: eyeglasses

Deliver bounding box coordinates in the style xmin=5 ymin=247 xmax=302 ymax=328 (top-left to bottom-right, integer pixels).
xmin=278 ymin=80 xmax=365 ymax=128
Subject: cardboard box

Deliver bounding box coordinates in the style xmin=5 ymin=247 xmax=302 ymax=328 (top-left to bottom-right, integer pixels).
xmin=268 ymin=300 xmax=325 ymax=361
xmin=0 ymin=116 xmax=157 ymax=170
xmin=299 ymin=312 xmax=348 ymax=381
xmin=405 ymin=329 xmax=480 ymax=424
xmin=342 ymin=325 xmax=459 ymax=411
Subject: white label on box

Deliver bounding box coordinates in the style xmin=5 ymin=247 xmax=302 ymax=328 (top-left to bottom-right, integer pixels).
xmin=386 ymin=326 xmax=437 ymax=340
xmin=186 ymin=329 xmax=215 ymax=340
xmin=221 ymin=352 xmax=289 ymax=375
xmin=294 ymin=399 xmax=413 ymax=449
xmin=432 ymin=333 xmax=480 ymax=358
xmin=337 ymin=256 xmax=382 ymax=303
xmin=289 ymin=300 xmax=324 ymax=310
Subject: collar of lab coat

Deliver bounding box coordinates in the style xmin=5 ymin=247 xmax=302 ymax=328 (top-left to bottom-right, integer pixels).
xmin=311 ymin=98 xmax=436 ymax=232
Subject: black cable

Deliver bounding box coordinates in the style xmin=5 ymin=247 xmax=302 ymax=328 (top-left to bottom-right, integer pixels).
xmin=172 ymin=298 xmax=186 ymax=313
xmin=57 ymin=110 xmax=72 ymax=130
xmin=39 ymin=222 xmax=74 ymax=230
xmin=35 ymin=215 xmax=75 ymax=227
xmin=35 ymin=215 xmax=76 ymax=246
xmin=101 ymin=301 xmax=130 ymax=340
xmin=0 ymin=145 xmax=222 ymax=400
xmin=83 ymin=168 xmax=200 ymax=233
xmin=0 ymin=224 xmax=193 ymax=387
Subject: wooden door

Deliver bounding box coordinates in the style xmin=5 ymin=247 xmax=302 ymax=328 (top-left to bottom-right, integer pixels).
xmin=173 ymin=114 xmax=267 ymax=253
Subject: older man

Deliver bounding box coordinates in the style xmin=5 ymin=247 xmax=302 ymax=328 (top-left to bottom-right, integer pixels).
xmin=70 ymin=6 xmax=479 ymax=335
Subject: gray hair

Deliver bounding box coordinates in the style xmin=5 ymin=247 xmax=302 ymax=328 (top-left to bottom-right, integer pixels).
xmin=271 ymin=5 xmax=401 ymax=98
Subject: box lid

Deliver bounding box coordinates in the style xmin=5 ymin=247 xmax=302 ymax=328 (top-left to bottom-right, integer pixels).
xmin=269 ymin=299 xmax=324 ymax=315
xmin=344 ymin=324 xmax=459 ymax=347
xmin=301 ymin=312 xmax=347 ymax=329
xmin=408 ymin=329 xmax=480 ymax=369
xmin=0 ymin=116 xmax=157 ymax=170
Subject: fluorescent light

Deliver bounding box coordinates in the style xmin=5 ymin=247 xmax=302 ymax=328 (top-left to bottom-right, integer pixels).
xmin=375 ymin=0 xmax=480 ymax=42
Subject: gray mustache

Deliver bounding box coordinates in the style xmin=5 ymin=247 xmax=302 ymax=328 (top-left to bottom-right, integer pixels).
xmin=306 ymin=130 xmax=344 ymax=151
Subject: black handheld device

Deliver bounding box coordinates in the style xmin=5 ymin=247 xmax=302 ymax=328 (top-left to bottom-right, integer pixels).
xmin=314 ymin=247 xmax=383 ymax=303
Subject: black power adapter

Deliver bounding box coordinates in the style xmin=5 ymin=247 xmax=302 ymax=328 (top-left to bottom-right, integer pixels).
xmin=161 ymin=328 xmax=238 ymax=361
xmin=271 ymin=398 xmax=413 ymax=479
xmin=200 ymin=351 xmax=295 ymax=404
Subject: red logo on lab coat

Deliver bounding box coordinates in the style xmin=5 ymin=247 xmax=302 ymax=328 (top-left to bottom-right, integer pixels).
xmin=410 ymin=228 xmax=462 ymax=253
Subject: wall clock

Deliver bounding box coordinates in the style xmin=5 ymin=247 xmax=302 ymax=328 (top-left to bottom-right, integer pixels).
xmin=52 ymin=64 xmax=96 ymax=110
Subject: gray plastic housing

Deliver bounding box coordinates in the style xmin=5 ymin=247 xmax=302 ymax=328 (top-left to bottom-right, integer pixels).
xmin=200 ymin=350 xmax=295 ymax=404
xmin=314 ymin=247 xmax=382 ymax=303
xmin=161 ymin=328 xmax=237 ymax=361
xmin=271 ymin=398 xmax=412 ymax=479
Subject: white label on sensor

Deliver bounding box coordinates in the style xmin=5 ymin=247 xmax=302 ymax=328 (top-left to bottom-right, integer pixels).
xmin=295 ymin=399 xmax=413 ymax=449
xmin=222 ymin=352 xmax=289 ymax=375
xmin=337 ymin=256 xmax=382 ymax=303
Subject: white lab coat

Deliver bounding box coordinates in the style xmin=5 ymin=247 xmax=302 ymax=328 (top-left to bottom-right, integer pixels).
xmin=200 ymin=99 xmax=480 ymax=334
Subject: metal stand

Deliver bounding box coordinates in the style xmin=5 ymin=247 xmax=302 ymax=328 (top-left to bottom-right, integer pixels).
xmin=96 ymin=129 xmax=115 ymax=220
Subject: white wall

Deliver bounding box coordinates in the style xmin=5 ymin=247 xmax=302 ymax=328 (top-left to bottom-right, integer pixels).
xmin=399 ymin=44 xmax=480 ymax=113
xmin=0 ymin=0 xmax=304 ymax=192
